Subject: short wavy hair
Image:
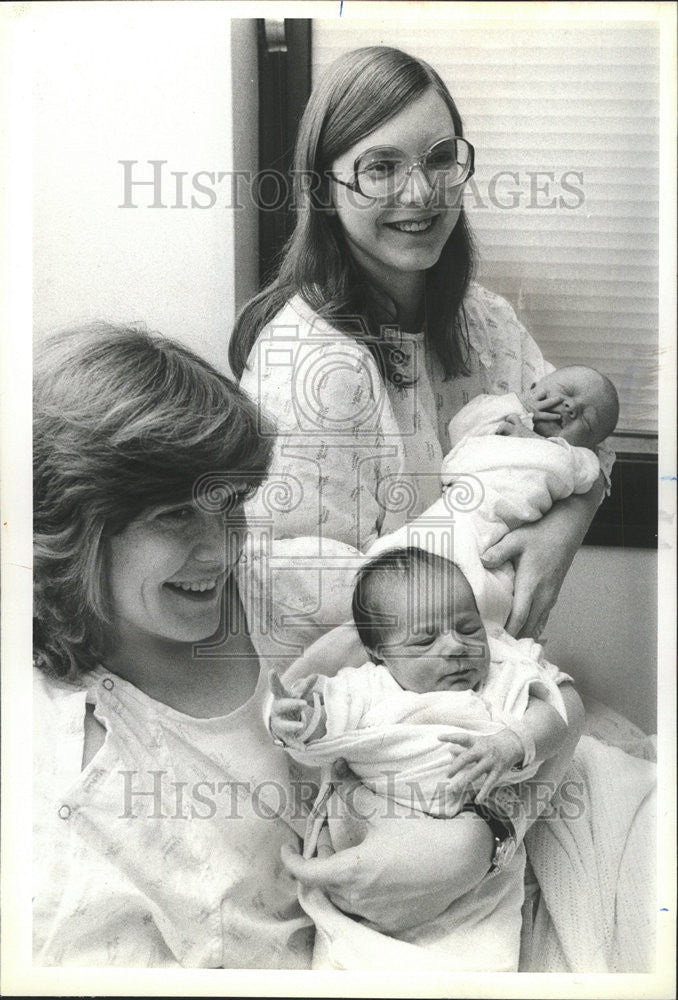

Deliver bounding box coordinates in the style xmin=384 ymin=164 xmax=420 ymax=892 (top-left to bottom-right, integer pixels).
xmin=33 ymin=322 xmax=273 ymax=679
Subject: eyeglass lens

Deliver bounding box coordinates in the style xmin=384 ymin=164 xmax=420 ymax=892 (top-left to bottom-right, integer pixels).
xmin=355 ymin=139 xmax=472 ymax=198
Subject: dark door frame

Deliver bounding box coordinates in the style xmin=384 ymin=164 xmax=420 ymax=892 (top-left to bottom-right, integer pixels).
xmin=257 ymin=18 xmax=312 ymax=287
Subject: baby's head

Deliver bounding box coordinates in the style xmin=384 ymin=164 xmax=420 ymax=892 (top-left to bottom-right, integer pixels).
xmin=527 ymin=365 xmax=619 ymax=448
xmin=352 ymin=547 xmax=490 ymax=693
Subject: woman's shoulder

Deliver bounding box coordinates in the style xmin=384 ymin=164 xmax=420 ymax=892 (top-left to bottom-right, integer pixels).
xmin=256 ymin=295 xmax=370 ymax=356
xmin=463 ymin=282 xmax=525 ymax=338
xmin=33 ymin=667 xmax=92 ymax=804
xmin=241 ymin=295 xmax=382 ymax=412
xmin=460 ymin=282 xmax=547 ymax=384
xmin=34 ymin=664 xmax=88 ymax=715
xmin=464 ymin=281 xmax=516 ymax=314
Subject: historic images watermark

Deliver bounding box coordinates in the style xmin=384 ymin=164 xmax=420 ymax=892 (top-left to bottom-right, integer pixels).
xmin=118 ymin=161 xmax=586 ymax=212
xmin=117 ymin=769 xmax=589 ymax=823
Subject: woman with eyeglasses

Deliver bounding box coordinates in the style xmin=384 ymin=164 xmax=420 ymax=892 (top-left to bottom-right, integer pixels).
xmin=231 ymin=46 xmax=611 ymax=644
xmin=229 ymin=46 xmax=624 ymax=966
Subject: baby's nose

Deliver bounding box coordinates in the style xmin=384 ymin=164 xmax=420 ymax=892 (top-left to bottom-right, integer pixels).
xmin=438 ymin=632 xmax=467 ymax=656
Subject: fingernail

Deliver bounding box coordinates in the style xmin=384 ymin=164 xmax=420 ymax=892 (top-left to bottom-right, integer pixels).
xmin=332 ymin=758 xmax=349 ymax=779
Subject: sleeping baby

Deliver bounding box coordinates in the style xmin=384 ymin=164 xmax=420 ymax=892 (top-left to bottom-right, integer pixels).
xmin=267 ymin=547 xmax=574 ymax=970
xmin=269 ymin=548 xmax=571 ymax=821
xmin=369 ymin=364 xmax=620 ymax=627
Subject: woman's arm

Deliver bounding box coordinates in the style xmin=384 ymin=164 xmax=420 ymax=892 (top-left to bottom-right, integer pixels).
xmin=281 ymin=761 xmax=495 ymax=933
xmin=474 ymin=295 xmax=609 ymax=640
xmin=282 ymin=685 xmax=584 ymax=932
xmin=281 ymin=621 xmax=366 ymax=685
xmin=482 ymin=473 xmax=604 ymax=638
xmin=441 ymin=696 xmax=569 ymax=803
xmin=519 ymin=682 xmax=585 ymax=830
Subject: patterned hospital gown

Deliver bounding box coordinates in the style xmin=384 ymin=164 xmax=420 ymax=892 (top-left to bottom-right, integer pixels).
xmin=238 ymin=283 xmax=612 ymax=662
xmin=33 ymin=665 xmax=314 ymax=967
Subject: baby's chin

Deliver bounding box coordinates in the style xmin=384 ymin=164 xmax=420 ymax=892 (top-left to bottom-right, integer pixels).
xmin=533 ymin=418 xmax=561 ymax=440
xmin=534 ymin=419 xmax=594 ymax=449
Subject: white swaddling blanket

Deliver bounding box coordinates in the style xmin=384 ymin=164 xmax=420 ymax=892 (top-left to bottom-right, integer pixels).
xmin=297 ymin=729 xmax=656 ymax=973
xmin=266 ymin=631 xmax=571 ymax=972
xmin=368 ymin=393 xmax=600 ymax=626
xmin=275 ymin=631 xmax=568 ymax=820
xmin=288 ymin=713 xmax=657 ymax=972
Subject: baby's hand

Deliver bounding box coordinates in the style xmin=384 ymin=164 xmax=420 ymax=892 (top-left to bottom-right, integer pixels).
xmin=519 ymin=389 xmax=563 ymax=423
xmin=495 ymin=413 xmax=541 ymax=438
xmin=268 ymin=671 xmax=316 ymax=747
xmin=438 ymin=729 xmax=524 ymax=804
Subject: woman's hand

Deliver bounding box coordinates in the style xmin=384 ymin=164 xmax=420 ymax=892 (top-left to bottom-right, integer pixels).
xmin=481 ymin=476 xmax=604 ymax=638
xmin=281 ymin=760 xmax=494 ymax=934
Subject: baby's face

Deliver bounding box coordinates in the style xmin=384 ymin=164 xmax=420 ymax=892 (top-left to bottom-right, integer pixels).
xmin=528 ymin=368 xmax=608 ymax=448
xmin=375 ymin=562 xmax=490 ymax=693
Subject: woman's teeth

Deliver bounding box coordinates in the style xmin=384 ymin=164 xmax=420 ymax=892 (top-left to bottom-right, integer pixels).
xmin=169 ymin=579 xmax=217 ymax=593
xmin=389 ymin=218 xmax=434 ymax=233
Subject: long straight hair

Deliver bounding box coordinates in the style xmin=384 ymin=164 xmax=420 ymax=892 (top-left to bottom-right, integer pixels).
xmin=229 ymin=46 xmax=476 ymax=382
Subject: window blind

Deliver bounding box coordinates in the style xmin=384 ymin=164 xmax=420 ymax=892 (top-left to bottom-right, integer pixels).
xmin=311 ymin=19 xmax=659 ymax=440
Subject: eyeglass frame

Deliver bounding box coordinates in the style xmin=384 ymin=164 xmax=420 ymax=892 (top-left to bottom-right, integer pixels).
xmin=327 ymin=136 xmax=475 ymax=200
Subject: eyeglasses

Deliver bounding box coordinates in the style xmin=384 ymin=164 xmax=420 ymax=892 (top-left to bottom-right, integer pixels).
xmin=328 ymin=137 xmax=475 ymax=201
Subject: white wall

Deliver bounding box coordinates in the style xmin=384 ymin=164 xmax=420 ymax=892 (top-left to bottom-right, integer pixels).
xmin=32 ymin=4 xmax=258 ymax=373
xmin=545 ymin=546 xmax=657 ymax=734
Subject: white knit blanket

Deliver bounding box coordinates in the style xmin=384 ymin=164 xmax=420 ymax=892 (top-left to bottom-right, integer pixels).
xmin=522 ymin=732 xmax=656 ymax=972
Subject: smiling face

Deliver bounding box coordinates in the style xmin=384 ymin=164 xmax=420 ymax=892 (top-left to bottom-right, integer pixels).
xmin=329 ymin=88 xmax=464 ymax=295
xmin=370 ymin=557 xmax=490 ymax=693
xmin=108 ymin=499 xmax=242 ymax=647
xmin=529 ymin=366 xmax=618 ymax=448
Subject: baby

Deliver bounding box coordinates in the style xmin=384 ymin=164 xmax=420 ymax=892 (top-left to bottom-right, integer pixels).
xmin=450 ymin=364 xmax=619 ymax=450
xmin=268 ymin=549 xmax=574 ymax=971
xmin=269 ymin=548 xmax=571 ymax=825
xmin=369 ymin=365 xmax=620 ymax=627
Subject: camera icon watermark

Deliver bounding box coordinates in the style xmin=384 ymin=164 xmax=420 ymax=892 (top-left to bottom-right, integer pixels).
xmin=189 ymin=466 xmax=486 ymax=663
xmin=253 ymin=318 xmax=423 ymax=439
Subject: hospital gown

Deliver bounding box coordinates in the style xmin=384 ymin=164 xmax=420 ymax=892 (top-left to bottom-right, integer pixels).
xmin=239 ymin=283 xmax=614 ymax=661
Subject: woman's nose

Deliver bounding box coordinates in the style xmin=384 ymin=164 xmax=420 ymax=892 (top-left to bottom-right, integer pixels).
xmin=192 ymin=513 xmax=226 ymax=562
xmin=397 ymin=164 xmax=434 ymax=206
